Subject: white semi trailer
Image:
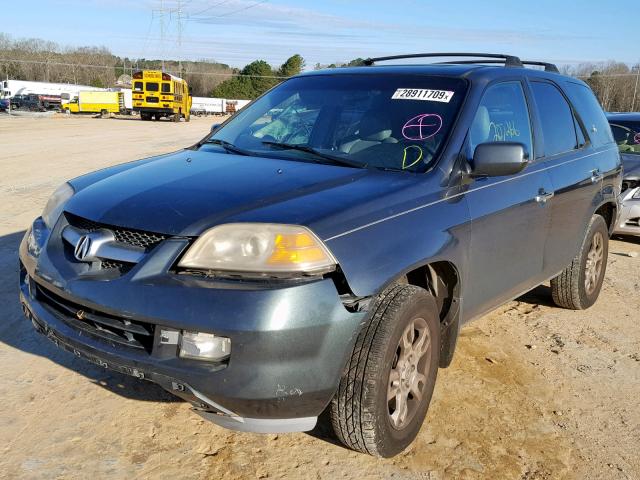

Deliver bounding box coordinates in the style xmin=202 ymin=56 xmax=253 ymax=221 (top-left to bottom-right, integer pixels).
xmin=0 ymin=79 xmax=103 ymax=99
xmin=191 ymin=97 xmax=226 ymax=116
xmin=191 ymin=97 xmax=251 ymax=116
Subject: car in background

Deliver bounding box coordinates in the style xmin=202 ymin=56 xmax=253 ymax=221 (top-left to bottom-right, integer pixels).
xmin=607 ymin=113 xmax=640 ymax=235
xmin=0 ymin=98 xmax=9 ymax=111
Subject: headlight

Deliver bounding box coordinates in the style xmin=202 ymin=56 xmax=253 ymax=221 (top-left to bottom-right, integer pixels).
xmin=42 ymin=182 xmax=75 ymax=229
xmin=178 ymin=223 xmax=337 ymax=277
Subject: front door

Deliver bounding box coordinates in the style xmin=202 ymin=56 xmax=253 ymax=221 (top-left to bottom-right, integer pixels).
xmin=463 ymin=81 xmax=553 ymax=320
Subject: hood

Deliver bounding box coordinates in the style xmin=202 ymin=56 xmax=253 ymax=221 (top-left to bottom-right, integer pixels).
xmin=65 ymin=148 xmax=424 ymax=238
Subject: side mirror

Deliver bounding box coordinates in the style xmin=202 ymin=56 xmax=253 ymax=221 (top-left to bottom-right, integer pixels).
xmin=211 ymin=123 xmax=221 ymax=133
xmin=472 ymin=142 xmax=528 ymax=177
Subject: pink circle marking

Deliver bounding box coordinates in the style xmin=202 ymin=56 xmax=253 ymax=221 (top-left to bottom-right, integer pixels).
xmin=634 ymin=132 xmax=640 ymax=144
xmin=402 ymin=113 xmax=443 ymax=141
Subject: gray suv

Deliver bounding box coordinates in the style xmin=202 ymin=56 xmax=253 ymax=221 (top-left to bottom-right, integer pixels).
xmin=19 ymin=53 xmax=621 ymax=457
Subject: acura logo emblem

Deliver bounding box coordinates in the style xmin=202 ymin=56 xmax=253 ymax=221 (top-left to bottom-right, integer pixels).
xmin=74 ymin=235 xmax=92 ymax=261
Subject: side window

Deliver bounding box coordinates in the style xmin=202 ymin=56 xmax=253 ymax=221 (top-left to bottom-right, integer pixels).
xmin=530 ymin=82 xmax=578 ymax=157
xmin=563 ymin=82 xmax=614 ymax=147
xmin=468 ymin=81 xmax=533 ymax=160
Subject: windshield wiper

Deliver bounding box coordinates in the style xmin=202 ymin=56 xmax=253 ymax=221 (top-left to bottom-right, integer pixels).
xmin=262 ymin=141 xmax=365 ymax=168
xmin=202 ymin=138 xmax=254 ymax=156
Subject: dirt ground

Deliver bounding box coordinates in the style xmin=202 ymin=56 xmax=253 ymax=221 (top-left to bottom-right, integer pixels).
xmin=0 ymin=113 xmax=638 ymax=480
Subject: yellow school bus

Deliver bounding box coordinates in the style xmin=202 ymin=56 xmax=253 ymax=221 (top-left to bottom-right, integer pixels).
xmin=131 ymin=70 xmax=192 ymax=122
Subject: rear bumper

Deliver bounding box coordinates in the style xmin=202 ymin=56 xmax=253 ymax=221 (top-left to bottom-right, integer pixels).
xmin=19 ymin=227 xmax=366 ymax=433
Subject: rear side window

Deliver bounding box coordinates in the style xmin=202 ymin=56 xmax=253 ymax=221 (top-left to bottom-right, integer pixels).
xmin=134 ymin=81 xmax=143 ymax=91
xmin=530 ymin=82 xmax=577 ymax=157
xmin=563 ymin=82 xmax=614 ymax=147
xmin=162 ymin=83 xmax=171 ymax=93
xmin=468 ymin=81 xmax=533 ymax=160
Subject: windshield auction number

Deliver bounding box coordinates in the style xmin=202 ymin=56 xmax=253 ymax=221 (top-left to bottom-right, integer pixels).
xmin=392 ymin=88 xmax=454 ymax=103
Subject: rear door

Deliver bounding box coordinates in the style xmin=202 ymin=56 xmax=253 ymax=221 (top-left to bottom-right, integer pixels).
xmin=464 ymin=80 xmax=554 ymax=319
xmin=530 ymin=81 xmax=613 ymax=277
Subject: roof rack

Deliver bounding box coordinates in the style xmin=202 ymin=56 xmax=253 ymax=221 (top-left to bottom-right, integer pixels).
xmin=363 ymin=53 xmax=523 ymax=68
xmin=436 ymin=59 xmax=559 ymax=73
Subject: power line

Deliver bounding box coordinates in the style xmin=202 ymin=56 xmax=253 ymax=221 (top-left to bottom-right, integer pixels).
xmin=0 ymin=57 xmax=289 ymax=78
xmin=189 ymin=0 xmax=233 ymax=17
xmin=193 ymin=0 xmax=269 ymax=19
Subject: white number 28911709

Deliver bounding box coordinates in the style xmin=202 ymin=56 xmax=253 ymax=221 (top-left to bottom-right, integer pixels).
xmin=391 ymin=88 xmax=454 ymax=103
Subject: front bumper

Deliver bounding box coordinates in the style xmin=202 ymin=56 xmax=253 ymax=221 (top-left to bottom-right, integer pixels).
xmin=614 ymin=187 xmax=640 ymax=236
xmin=19 ymin=225 xmax=366 ymax=433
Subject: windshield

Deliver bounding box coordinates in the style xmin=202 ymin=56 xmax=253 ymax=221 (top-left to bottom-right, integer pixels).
xmin=610 ymin=121 xmax=640 ymax=155
xmin=205 ymin=74 xmax=467 ymax=172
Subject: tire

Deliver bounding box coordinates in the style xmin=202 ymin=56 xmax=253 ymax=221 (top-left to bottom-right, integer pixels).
xmin=173 ymin=111 xmax=180 ymax=122
xmin=329 ymin=284 xmax=440 ymax=457
xmin=551 ymin=214 xmax=609 ymax=310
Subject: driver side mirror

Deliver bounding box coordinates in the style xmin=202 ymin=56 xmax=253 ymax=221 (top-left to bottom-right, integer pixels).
xmin=472 ymin=142 xmax=528 ymax=177
xmin=211 ymin=123 xmax=221 ymax=133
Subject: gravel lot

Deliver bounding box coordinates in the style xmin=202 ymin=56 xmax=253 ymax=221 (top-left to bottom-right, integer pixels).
xmin=1 ymin=113 xmax=639 ymax=480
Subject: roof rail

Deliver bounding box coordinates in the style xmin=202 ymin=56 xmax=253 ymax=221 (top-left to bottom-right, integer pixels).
xmin=435 ymin=59 xmax=559 ymax=73
xmin=363 ymin=53 xmax=523 ymax=68
xmin=521 ymin=60 xmax=559 ymax=73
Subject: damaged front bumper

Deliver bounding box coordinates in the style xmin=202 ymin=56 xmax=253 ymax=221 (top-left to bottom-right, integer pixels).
xmin=19 ymin=227 xmax=366 ymax=433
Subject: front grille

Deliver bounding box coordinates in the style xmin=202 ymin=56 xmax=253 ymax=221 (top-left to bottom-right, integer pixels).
xmin=626 ymin=217 xmax=640 ymax=227
xmin=36 ymin=284 xmax=155 ymax=353
xmin=101 ymin=259 xmax=136 ymax=274
xmin=66 ymin=213 xmax=168 ymax=251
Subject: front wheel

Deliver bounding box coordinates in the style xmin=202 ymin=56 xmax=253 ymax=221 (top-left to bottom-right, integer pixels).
xmin=329 ymin=284 xmax=440 ymax=457
xmin=551 ymin=214 xmax=609 ymax=310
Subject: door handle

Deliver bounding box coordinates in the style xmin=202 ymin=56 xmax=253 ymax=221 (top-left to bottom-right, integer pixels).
xmin=591 ymin=169 xmax=604 ymax=184
xmin=535 ymin=190 xmax=554 ymax=204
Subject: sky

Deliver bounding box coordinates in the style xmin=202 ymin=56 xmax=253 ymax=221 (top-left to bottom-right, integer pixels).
xmin=4 ymin=0 xmax=639 ymax=69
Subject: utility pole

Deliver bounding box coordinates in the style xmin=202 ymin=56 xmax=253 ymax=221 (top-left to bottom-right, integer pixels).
xmin=152 ymin=0 xmax=167 ymax=71
xmin=632 ymin=62 xmax=639 ymax=112
xmin=176 ymin=0 xmax=184 ymax=75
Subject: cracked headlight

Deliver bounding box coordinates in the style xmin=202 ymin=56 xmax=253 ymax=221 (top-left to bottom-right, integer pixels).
xmin=42 ymin=182 xmax=75 ymax=229
xmin=178 ymin=223 xmax=337 ymax=277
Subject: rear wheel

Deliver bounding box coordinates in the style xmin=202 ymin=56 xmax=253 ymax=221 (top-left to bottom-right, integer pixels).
xmin=329 ymin=284 xmax=440 ymax=457
xmin=551 ymin=214 xmax=609 ymax=309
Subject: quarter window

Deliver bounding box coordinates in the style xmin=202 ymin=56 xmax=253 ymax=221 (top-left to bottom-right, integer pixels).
xmin=564 ymin=82 xmax=613 ymax=148
xmin=468 ymin=81 xmax=533 ymax=160
xmin=530 ymin=82 xmax=578 ymax=157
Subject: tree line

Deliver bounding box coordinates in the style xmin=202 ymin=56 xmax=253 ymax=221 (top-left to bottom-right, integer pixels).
xmin=1 ymin=33 xmax=639 ymax=110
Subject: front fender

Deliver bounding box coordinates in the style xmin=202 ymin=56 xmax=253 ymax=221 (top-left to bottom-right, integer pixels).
xmin=324 ymin=191 xmax=470 ymax=299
